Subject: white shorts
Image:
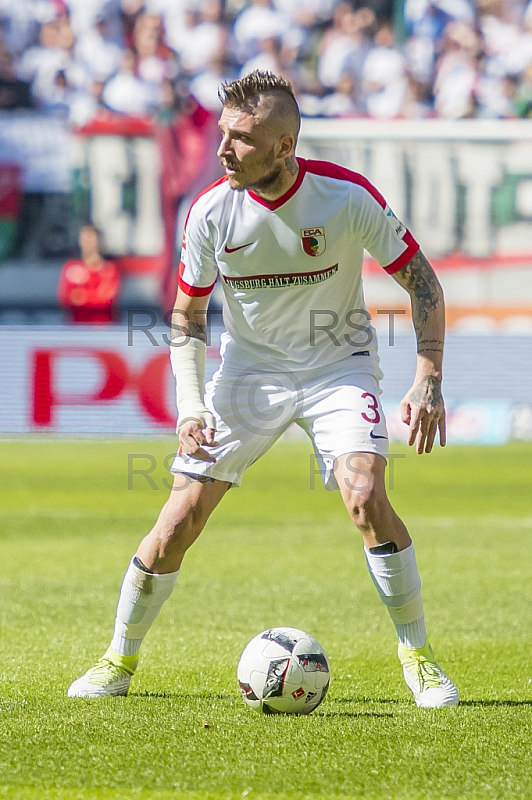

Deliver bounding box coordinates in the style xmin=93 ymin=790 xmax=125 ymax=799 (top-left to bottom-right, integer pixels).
xmin=170 ymin=351 xmax=389 ymax=490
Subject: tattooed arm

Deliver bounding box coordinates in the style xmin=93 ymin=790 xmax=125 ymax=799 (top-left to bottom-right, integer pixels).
xmin=391 ymin=250 xmax=446 ymax=454
xmin=169 ymin=287 xmax=209 ymax=342
xmin=169 ymin=288 xmax=218 ymax=462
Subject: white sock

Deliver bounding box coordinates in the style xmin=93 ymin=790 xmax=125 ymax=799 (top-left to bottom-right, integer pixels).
xmin=108 ymin=557 xmax=179 ymax=658
xmin=364 ymin=543 xmax=427 ymax=649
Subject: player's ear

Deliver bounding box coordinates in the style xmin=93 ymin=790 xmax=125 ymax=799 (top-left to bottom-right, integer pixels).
xmin=277 ymin=134 xmax=294 ymax=159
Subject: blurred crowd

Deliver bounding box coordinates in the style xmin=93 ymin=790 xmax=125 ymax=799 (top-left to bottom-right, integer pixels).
xmin=1 ymin=0 xmax=532 ymax=122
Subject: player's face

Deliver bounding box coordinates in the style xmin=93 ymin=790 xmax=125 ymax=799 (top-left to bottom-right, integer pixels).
xmin=217 ymin=106 xmax=283 ymax=195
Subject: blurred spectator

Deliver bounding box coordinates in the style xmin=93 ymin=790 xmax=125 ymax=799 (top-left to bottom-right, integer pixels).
xmin=16 ymin=17 xmax=90 ymax=116
xmin=15 ymin=20 xmax=64 ymax=87
xmin=74 ymin=15 xmax=122 ymax=82
xmin=169 ymin=4 xmax=226 ymax=76
xmin=0 ymin=0 xmax=57 ymax=58
xmin=58 ymin=223 xmax=121 ymax=324
xmin=403 ymin=0 xmax=470 ymax=85
xmin=317 ymin=4 xmax=374 ymax=96
xmin=233 ymin=0 xmax=304 ymax=67
xmin=433 ymin=21 xmax=481 ymax=118
xmin=505 ymin=6 xmax=532 ymax=77
xmin=363 ymin=22 xmax=408 ymax=117
xmin=133 ymin=12 xmax=173 ymax=84
xmin=478 ymin=0 xmax=522 ymax=65
xmin=339 ymin=7 xmax=377 ymax=108
xmin=101 ymin=47 xmax=158 ymax=114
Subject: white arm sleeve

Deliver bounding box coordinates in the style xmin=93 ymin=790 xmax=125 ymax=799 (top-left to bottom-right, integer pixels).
xmin=170 ymin=335 xmax=216 ymax=432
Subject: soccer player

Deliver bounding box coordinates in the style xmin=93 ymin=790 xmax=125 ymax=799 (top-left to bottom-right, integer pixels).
xmin=68 ymin=71 xmax=459 ymax=708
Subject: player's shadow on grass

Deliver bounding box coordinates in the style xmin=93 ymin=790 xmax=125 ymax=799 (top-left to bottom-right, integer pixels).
xmin=319 ymin=710 xmax=395 ymax=719
xmin=131 ymin=691 xmax=233 ymax=702
xmin=336 ymin=696 xmax=401 ymax=705
xmin=131 ymin=692 xmax=396 ymax=716
xmin=460 ymin=699 xmax=532 ymax=707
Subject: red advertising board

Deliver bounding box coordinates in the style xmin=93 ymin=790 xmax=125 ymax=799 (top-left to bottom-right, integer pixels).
xmin=0 ymin=327 xmax=221 ymax=434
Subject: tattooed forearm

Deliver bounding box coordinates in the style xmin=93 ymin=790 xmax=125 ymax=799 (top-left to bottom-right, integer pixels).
xmin=171 ymin=310 xmax=207 ymax=342
xmin=185 ymin=320 xmax=207 ymax=342
xmin=418 ymin=337 xmax=444 ymax=355
xmin=392 ymin=250 xmax=444 ymax=340
xmin=395 ymin=251 xmax=442 ymax=301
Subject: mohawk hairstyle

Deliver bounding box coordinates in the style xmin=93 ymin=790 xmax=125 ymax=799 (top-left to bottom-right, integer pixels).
xmin=218 ymin=70 xmax=297 ymax=108
xmin=218 ymin=70 xmax=301 ymax=143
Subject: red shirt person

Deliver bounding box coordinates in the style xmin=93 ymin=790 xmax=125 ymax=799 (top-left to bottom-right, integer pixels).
xmin=58 ymin=225 xmax=120 ymax=323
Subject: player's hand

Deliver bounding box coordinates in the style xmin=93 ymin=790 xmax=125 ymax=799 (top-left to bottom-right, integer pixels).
xmin=178 ymin=420 xmax=219 ymax=462
xmin=400 ymin=375 xmax=446 ymax=454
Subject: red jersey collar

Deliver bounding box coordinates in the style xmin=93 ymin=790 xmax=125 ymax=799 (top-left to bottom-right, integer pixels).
xmin=248 ymin=158 xmax=306 ymax=210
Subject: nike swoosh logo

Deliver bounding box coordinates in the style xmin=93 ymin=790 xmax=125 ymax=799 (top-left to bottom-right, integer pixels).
xmin=224 ymin=242 xmax=254 ymax=254
xmin=370 ymin=431 xmax=388 ymax=440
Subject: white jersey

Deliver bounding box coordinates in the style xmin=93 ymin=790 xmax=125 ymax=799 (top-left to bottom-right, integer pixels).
xmin=178 ymin=157 xmax=419 ymax=371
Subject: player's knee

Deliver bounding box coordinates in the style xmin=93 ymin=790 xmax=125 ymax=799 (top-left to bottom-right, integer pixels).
xmin=344 ymin=483 xmax=386 ymax=531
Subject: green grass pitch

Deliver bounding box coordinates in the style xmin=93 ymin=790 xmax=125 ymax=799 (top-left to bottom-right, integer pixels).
xmin=1 ymin=438 xmax=532 ymax=800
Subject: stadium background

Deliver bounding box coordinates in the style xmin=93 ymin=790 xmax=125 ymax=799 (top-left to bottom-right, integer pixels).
xmin=0 ymin=0 xmax=532 ymax=443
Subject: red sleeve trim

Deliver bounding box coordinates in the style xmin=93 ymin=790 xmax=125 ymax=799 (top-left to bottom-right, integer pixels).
xmin=177 ymin=260 xmax=216 ymax=297
xmin=383 ymin=233 xmax=420 ymax=274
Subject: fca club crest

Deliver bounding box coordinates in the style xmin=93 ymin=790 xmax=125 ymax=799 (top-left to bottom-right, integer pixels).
xmin=301 ymin=227 xmax=326 ymax=257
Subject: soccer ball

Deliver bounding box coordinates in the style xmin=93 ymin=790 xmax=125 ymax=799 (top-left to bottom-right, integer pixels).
xmin=237 ymin=627 xmax=330 ymax=715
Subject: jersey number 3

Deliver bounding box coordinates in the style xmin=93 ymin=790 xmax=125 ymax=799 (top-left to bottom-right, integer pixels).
xmin=361 ymin=392 xmax=381 ymax=424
